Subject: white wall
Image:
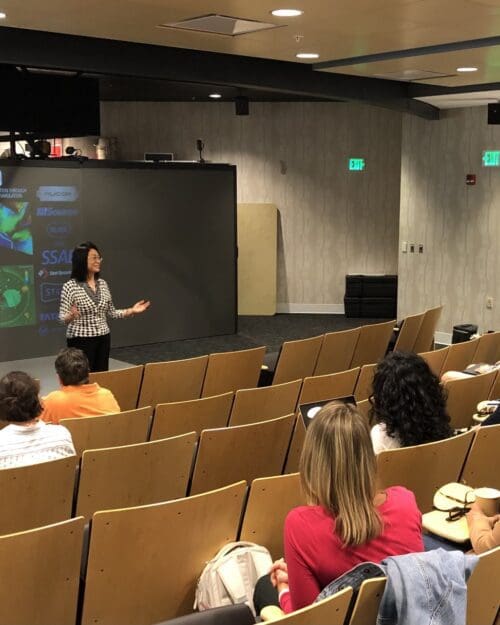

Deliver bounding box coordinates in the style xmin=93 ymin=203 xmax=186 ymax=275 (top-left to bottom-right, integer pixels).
xmin=399 ymin=107 xmax=500 ymax=337
xmin=101 ymin=101 xmax=402 ymax=312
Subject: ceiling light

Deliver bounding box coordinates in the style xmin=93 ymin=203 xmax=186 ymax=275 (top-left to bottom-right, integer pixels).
xmin=296 ymin=52 xmax=319 ymax=59
xmin=456 ymin=67 xmax=478 ymax=72
xmin=0 ymin=12 xmax=6 ymax=19
xmin=209 ymin=93 xmax=222 ymax=99
xmin=271 ymin=9 xmax=303 ymax=17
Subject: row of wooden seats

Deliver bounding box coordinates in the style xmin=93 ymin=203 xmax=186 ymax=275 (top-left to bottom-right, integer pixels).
xmin=89 ymin=319 xmax=396 ymax=411
xmin=420 ymin=331 xmax=500 ymax=378
xmin=71 ymin=358 xmax=500 ymax=476
xmin=69 ymin=366 xmax=372 ymax=454
xmin=1 ymin=415 xmax=498 ymax=542
xmin=2 ymin=470 xmax=498 ymax=625
xmin=0 ymin=413 xmax=295 ymax=533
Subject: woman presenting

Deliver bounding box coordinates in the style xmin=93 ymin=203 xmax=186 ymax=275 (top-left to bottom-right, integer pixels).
xmin=59 ymin=241 xmax=150 ymax=372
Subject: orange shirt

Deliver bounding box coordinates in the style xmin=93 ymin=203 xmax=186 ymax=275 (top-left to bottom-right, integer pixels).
xmin=41 ymin=383 xmax=120 ymax=424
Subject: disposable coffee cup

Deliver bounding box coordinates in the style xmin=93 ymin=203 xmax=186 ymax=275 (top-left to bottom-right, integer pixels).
xmin=473 ymin=487 xmax=500 ymax=516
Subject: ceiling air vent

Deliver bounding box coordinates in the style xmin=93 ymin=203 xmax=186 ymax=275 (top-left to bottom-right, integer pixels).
xmin=373 ymin=69 xmax=451 ymax=81
xmin=160 ymin=14 xmax=281 ymax=36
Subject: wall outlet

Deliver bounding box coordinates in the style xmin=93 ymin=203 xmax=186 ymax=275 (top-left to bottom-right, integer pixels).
xmin=409 ymin=243 xmax=415 ymax=253
xmin=418 ymin=244 xmax=424 ymax=253
xmin=486 ymin=297 xmax=494 ymax=309
xmin=401 ymin=241 xmax=408 ymax=253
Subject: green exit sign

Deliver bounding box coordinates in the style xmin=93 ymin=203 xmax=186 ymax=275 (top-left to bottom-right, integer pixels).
xmin=482 ymin=151 xmax=500 ymax=167
xmin=349 ymin=158 xmax=365 ymax=171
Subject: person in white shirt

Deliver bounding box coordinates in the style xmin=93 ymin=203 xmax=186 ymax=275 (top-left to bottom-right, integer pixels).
xmin=0 ymin=371 xmax=75 ymax=469
xmin=369 ymin=352 xmax=453 ymax=454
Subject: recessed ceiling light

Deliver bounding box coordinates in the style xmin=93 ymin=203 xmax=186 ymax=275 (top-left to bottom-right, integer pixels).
xmin=456 ymin=66 xmax=478 ymax=72
xmin=296 ymin=52 xmax=319 ymax=59
xmin=0 ymin=12 xmax=6 ymax=19
xmin=209 ymin=93 xmax=222 ymax=99
xmin=271 ymin=9 xmax=303 ymax=17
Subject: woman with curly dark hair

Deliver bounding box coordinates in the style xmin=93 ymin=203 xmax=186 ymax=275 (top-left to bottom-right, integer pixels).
xmin=369 ymin=351 xmax=452 ymax=453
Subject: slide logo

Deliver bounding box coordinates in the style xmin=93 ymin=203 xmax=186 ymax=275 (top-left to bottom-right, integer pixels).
xmin=40 ymin=283 xmax=63 ymax=303
xmin=46 ymin=222 xmax=72 ymax=238
xmin=41 ymin=249 xmax=73 ymax=265
xmin=37 ymin=186 xmax=79 ymax=202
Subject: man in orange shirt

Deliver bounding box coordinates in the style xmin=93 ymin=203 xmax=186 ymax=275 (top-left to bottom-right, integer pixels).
xmin=41 ymin=348 xmax=120 ymax=424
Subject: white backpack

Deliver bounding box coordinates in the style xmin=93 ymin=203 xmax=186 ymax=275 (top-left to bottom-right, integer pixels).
xmin=194 ymin=541 xmax=273 ymax=615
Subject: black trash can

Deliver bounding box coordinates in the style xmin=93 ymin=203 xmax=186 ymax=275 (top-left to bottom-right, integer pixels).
xmin=452 ymin=324 xmax=478 ymax=344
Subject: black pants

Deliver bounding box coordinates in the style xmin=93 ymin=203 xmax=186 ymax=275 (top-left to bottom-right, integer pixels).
xmin=253 ymin=574 xmax=279 ymax=615
xmin=67 ymin=334 xmax=111 ymax=372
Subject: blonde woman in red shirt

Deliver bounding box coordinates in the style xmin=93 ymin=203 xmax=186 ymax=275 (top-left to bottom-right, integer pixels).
xmin=269 ymin=402 xmax=424 ymax=614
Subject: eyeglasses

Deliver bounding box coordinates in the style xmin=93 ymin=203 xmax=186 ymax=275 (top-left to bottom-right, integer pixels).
xmin=445 ymin=492 xmax=474 ymax=522
xmin=88 ymin=255 xmax=103 ymax=261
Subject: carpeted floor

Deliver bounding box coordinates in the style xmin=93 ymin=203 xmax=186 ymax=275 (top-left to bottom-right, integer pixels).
xmin=110 ymin=314 xmax=390 ymax=365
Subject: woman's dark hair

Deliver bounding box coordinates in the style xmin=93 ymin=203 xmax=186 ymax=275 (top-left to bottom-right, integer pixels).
xmin=71 ymin=240 xmax=101 ymax=282
xmin=0 ymin=371 xmax=42 ymax=423
xmin=55 ymin=348 xmax=90 ymax=386
xmin=369 ymin=351 xmax=452 ymax=447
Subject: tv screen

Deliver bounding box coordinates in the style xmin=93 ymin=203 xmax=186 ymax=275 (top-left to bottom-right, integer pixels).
xmin=0 ymin=159 xmax=237 ymax=361
xmin=0 ymin=66 xmax=100 ymax=137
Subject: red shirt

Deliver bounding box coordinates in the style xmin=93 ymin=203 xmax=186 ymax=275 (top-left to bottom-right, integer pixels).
xmin=281 ymin=486 xmax=423 ymax=613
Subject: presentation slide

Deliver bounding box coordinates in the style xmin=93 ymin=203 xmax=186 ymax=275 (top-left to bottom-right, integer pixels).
xmin=0 ymin=161 xmax=236 ymax=361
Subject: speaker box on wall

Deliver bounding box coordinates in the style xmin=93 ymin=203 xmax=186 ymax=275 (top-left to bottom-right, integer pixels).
xmin=235 ymin=96 xmax=249 ymax=116
xmin=488 ymin=103 xmax=500 ymax=124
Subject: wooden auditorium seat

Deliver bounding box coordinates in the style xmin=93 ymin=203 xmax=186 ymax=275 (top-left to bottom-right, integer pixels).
xmin=489 ymin=370 xmax=500 ymax=399
xmin=393 ymin=311 xmax=425 ymax=353
xmin=229 ymin=379 xmax=302 ymax=426
xmin=412 ymin=305 xmax=443 ymax=353
xmin=239 ymin=473 xmax=305 ymax=559
xmin=298 ymin=367 xmax=360 ymax=405
xmin=0 ymin=517 xmax=84 ymax=625
xmin=190 ymin=415 xmax=295 ymax=495
xmin=376 ymin=430 xmax=475 ymax=512
xmin=137 ymin=355 xmax=209 ymax=408
xmin=466 ymin=546 xmax=500 ymax=625
xmin=284 ymin=414 xmax=306 ymax=474
xmin=0 ymin=456 xmax=77 ymax=535
xmin=419 ymin=346 xmax=449 ymax=378
xmin=472 ymin=331 xmax=500 ymax=365
xmin=81 ymin=481 xmax=247 ymax=624
xmin=354 ymin=363 xmax=377 ymax=402
xmin=60 ymin=406 xmax=152 ymax=457
xmin=444 ymin=370 xmax=497 ymax=429
xmin=313 ymin=327 xmax=361 ymax=375
xmin=76 ymin=433 xmax=197 ymax=521
xmin=272 ymin=335 xmax=324 ymax=385
xmin=348 ymin=578 xmax=387 ymax=625
xmin=460 ymin=424 xmax=500 ymax=490
xmin=150 ymin=392 xmax=233 ymax=440
xmin=355 ymin=398 xmax=372 ymax=423
xmin=201 ymin=347 xmax=266 ymax=397
xmin=440 ymin=337 xmax=480 ymax=376
xmin=350 ymin=320 xmax=395 ymax=368
xmin=89 ymin=365 xmax=144 ymax=411
xmin=261 ymin=588 xmax=353 ymax=625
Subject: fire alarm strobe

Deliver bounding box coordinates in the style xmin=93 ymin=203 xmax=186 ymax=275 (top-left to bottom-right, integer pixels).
xmin=466 ymin=174 xmax=476 ymax=185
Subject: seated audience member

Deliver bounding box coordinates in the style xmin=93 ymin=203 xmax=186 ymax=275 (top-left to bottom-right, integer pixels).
xmin=41 ymin=347 xmax=120 ymax=424
xmin=369 ymin=351 xmax=452 ymax=453
xmin=466 ymin=501 xmax=500 ymax=554
xmin=441 ymin=360 xmax=500 ymax=383
xmin=0 ymin=371 xmax=75 ymax=469
xmin=267 ymin=402 xmax=423 ymax=614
